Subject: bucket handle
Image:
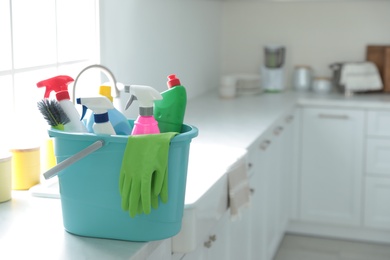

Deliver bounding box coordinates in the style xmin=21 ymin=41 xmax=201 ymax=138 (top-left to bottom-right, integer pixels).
xmin=72 ymin=64 xmax=119 ymax=104
xmin=43 ymin=140 xmax=105 ymax=180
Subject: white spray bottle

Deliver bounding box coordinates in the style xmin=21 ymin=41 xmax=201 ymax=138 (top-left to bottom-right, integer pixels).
xmin=125 ymin=85 xmax=163 ymax=135
xmin=36 ymin=75 xmax=88 ymax=133
xmin=77 ymin=97 xmax=116 ymax=135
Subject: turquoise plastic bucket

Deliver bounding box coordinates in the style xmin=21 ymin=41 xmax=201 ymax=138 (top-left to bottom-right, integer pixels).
xmin=48 ymin=121 xmax=198 ymax=241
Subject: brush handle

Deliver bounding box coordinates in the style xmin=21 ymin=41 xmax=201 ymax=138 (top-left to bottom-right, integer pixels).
xmin=43 ymin=140 xmax=104 ymax=180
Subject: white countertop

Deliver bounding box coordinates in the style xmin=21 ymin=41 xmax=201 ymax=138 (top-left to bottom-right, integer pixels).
xmin=2 ymin=89 xmax=390 ymax=259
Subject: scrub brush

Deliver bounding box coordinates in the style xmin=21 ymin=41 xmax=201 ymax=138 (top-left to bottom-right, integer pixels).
xmin=37 ymin=99 xmax=70 ymax=131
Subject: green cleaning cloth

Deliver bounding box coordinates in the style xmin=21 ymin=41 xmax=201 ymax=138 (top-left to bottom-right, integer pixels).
xmin=119 ymin=132 xmax=178 ymax=217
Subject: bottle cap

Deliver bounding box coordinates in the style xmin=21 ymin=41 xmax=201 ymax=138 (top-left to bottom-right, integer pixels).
xmin=99 ymin=86 xmax=113 ymax=102
xmin=167 ymin=74 xmax=181 ymax=88
xmin=56 ymin=90 xmax=70 ymax=101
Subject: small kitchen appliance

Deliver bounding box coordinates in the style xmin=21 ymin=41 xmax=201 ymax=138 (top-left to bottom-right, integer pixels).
xmin=330 ymin=61 xmax=383 ymax=96
xmin=261 ymin=45 xmax=286 ymax=92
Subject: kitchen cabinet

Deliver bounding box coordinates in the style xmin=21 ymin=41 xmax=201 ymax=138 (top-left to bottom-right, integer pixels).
xmin=229 ymin=204 xmax=251 ymax=259
xmin=247 ymin=137 xmax=269 ymax=260
xmin=279 ymin=113 xmax=295 ymax=231
xmin=364 ymin=177 xmax=390 ymax=230
xmin=366 ymin=138 xmax=390 ymax=176
xmin=247 ymin=110 xmax=296 ymax=260
xmin=147 ymin=239 xmax=172 ymax=260
xmin=299 ymin=107 xmax=364 ymax=226
xmin=178 ymin=211 xmax=230 ymax=260
xmin=364 ymin=110 xmax=390 ymax=230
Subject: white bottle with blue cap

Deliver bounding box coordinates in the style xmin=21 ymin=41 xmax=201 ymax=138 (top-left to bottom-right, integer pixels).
xmin=77 ymin=97 xmax=116 ymax=135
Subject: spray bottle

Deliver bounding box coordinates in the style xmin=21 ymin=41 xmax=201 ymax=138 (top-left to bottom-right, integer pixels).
xmin=77 ymin=97 xmax=116 ymax=135
xmin=85 ymin=86 xmax=132 ymax=135
xmin=125 ymin=85 xmax=163 ymax=135
xmin=37 ymin=76 xmax=88 ymax=133
xmin=154 ymin=74 xmax=187 ymax=133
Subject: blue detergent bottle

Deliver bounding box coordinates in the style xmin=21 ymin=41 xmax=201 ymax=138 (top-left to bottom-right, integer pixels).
xmin=86 ymin=86 xmax=132 ymax=135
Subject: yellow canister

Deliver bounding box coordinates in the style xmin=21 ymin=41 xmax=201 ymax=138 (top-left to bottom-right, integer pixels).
xmin=11 ymin=147 xmax=40 ymax=190
xmin=0 ymin=152 xmax=12 ymax=202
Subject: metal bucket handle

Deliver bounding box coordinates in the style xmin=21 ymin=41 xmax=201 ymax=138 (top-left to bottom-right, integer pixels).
xmin=72 ymin=64 xmax=119 ymax=104
xmin=43 ymin=140 xmax=105 ymax=180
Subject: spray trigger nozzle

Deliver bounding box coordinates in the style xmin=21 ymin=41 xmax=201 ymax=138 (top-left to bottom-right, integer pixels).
xmin=124 ymin=85 xmax=163 ymax=115
xmin=125 ymin=95 xmax=137 ymax=110
xmin=37 ymin=75 xmax=74 ymax=99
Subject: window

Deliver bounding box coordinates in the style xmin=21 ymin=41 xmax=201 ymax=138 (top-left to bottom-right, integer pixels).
xmin=0 ymin=0 xmax=100 ymax=150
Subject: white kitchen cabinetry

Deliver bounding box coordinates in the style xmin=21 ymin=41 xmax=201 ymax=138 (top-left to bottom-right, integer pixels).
xmin=364 ymin=177 xmax=390 ymax=230
xmin=364 ymin=110 xmax=390 ymax=230
xmin=247 ymin=110 xmax=296 ymax=260
xmin=366 ymin=139 xmax=390 ymax=176
xmin=229 ymin=205 xmax=251 ymax=260
xmin=179 ymin=212 xmax=230 ymax=260
xmin=147 ymin=239 xmax=172 ymax=260
xmin=299 ymin=107 xmax=364 ymax=226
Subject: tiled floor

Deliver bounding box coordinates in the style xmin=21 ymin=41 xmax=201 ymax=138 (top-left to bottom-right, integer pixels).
xmin=274 ymin=234 xmax=390 ymax=260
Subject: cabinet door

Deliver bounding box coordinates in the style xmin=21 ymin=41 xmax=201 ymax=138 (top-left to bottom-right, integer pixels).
xmin=366 ymin=138 xmax=390 ymax=177
xmin=180 ymin=212 xmax=230 ymax=260
xmin=253 ymin=128 xmax=283 ymax=260
xmin=364 ymin=177 xmax=390 ymax=230
xmin=300 ymin=108 xmax=364 ymax=226
xmin=147 ymin=239 xmax=172 ymax=260
xmin=279 ymin=112 xmax=296 ymax=231
xmin=205 ymin=211 xmax=229 ymax=260
xmin=229 ymin=206 xmax=251 ymax=260
xmin=367 ymin=110 xmax=390 ymax=137
xmin=265 ymin=125 xmax=283 ymax=260
xmin=249 ymin=145 xmax=267 ymax=260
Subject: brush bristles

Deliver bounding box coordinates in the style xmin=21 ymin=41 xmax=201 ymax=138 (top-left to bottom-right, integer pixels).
xmin=37 ymin=99 xmax=70 ymax=128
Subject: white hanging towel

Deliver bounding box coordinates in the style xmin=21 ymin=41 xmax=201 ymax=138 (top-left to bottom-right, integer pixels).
xmin=227 ymin=159 xmax=251 ymax=221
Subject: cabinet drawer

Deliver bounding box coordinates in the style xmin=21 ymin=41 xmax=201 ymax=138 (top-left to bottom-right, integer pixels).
xmin=367 ymin=110 xmax=390 ymax=137
xmin=364 ymin=177 xmax=390 ymax=230
xmin=366 ymin=138 xmax=390 ymax=177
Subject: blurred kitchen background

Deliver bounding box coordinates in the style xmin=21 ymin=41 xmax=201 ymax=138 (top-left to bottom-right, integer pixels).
xmin=100 ymin=0 xmax=390 ymax=100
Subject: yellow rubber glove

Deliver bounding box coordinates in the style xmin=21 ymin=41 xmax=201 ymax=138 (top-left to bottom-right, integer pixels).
xmin=119 ymin=132 xmax=178 ymax=217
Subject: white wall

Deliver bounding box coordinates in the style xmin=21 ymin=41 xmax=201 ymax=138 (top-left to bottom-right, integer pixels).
xmin=221 ymin=0 xmax=390 ymax=87
xmin=100 ymin=0 xmax=223 ymax=100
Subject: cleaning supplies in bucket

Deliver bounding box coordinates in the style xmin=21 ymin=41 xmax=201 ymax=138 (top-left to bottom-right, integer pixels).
xmin=48 ymin=121 xmax=198 ymax=241
xmin=85 ymin=86 xmax=132 ymax=135
xmin=37 ymin=75 xmax=87 ymax=133
xmin=154 ymin=74 xmax=187 ymax=133
xmin=36 ymin=67 xmax=198 ymax=241
xmin=77 ymin=97 xmax=116 ymax=135
xmin=125 ymin=85 xmax=163 ymax=135
xmin=119 ymin=132 xmax=178 ymax=217
xmin=37 ymin=99 xmax=70 ymax=131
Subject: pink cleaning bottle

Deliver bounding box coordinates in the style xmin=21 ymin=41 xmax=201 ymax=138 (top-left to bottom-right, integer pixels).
xmin=125 ymin=85 xmax=163 ymax=135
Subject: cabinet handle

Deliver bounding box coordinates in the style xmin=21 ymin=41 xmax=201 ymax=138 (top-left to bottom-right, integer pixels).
xmin=204 ymin=240 xmax=212 ymax=248
xmin=259 ymin=140 xmax=271 ymax=150
xmin=318 ymin=114 xmax=349 ymax=120
xmin=273 ymin=126 xmax=284 ymax=136
xmin=209 ymin=235 xmax=217 ymax=242
xmin=250 ymin=188 xmax=255 ymax=195
xmin=248 ymin=162 xmax=253 ymax=169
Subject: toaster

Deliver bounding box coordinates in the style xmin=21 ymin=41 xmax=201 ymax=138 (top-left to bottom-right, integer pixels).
xmin=330 ymin=62 xmax=383 ymax=95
